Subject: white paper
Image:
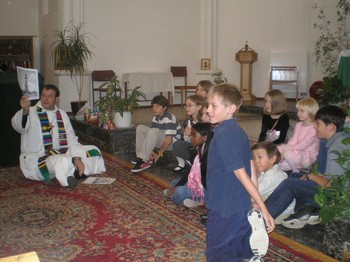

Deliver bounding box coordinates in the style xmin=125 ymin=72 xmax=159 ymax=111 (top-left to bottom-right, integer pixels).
xmin=17 ymin=66 xmax=39 ymax=100
xmin=83 ymin=177 xmax=116 ymax=184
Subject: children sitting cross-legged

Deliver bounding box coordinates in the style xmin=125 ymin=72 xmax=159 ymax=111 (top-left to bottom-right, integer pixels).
xmin=131 ymin=95 xmax=182 ymax=173
xmin=251 ymin=141 xmax=295 ymax=224
xmin=278 ymin=97 xmax=320 ymax=172
xmin=164 ymin=122 xmax=212 ymax=207
xmin=264 ymin=105 xmax=347 ymax=229
xmin=172 ymin=95 xmax=206 ymax=171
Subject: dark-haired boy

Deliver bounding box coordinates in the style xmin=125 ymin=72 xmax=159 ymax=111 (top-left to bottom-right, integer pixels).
xmin=265 ymin=105 xmax=347 ymax=229
xmin=131 ymin=95 xmax=182 ymax=172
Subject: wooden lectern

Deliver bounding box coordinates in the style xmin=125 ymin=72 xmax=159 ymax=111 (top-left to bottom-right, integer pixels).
xmin=235 ymin=42 xmax=258 ymax=101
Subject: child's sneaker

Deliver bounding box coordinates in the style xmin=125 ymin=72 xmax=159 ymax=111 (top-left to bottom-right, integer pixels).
xmin=249 ymin=255 xmax=264 ymax=262
xmin=248 ymin=209 xmax=269 ymax=257
xmin=183 ymin=199 xmax=204 ymax=208
xmin=281 ymin=206 xmax=321 ymax=229
xmin=130 ymin=158 xmax=142 ymax=165
xmin=163 ymin=189 xmax=172 ymax=198
xmin=131 ymin=160 xmax=151 ymax=172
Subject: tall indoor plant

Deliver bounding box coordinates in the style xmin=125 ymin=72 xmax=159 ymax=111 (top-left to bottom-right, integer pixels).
xmin=313 ymin=0 xmax=350 ymax=105
xmin=314 ymin=109 xmax=350 ymax=259
xmin=51 ymin=22 xmax=94 ymax=114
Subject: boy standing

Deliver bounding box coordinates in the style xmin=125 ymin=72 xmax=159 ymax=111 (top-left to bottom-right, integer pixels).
xmin=206 ymin=84 xmax=275 ymax=261
xmin=131 ymin=95 xmax=182 ymax=172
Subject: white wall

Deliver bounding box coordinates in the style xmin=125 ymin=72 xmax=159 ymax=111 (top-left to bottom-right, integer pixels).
xmin=84 ymin=0 xmax=201 ymax=80
xmin=216 ymin=0 xmax=313 ymax=98
xmin=3 ymin=0 xmax=342 ymax=110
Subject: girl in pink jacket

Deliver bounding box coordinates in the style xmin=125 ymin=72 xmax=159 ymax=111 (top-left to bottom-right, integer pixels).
xmin=278 ymin=97 xmax=320 ymax=172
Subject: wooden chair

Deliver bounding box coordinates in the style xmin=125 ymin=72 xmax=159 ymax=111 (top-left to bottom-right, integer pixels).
xmin=170 ymin=66 xmax=197 ymax=106
xmin=91 ymin=70 xmax=118 ymax=104
xmin=269 ymin=66 xmax=299 ymax=101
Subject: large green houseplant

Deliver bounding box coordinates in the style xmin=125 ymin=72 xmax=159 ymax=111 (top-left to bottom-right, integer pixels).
xmin=314 ymin=109 xmax=350 ymax=259
xmin=313 ymin=0 xmax=350 ymax=105
xmin=51 ymin=22 xmax=94 ymax=113
xmin=94 ymin=75 xmax=146 ymax=128
xmin=314 ymin=116 xmax=350 ymax=223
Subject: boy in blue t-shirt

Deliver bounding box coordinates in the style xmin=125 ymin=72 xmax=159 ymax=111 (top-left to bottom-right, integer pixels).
xmin=205 ymin=84 xmax=275 ymax=261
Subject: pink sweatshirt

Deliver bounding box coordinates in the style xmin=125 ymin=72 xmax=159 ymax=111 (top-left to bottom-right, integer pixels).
xmin=278 ymin=122 xmax=319 ymax=171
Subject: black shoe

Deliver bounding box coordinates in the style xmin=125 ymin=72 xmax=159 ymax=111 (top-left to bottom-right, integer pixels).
xmin=73 ymin=169 xmax=87 ymax=179
xmin=200 ymin=217 xmax=207 ymax=226
xmin=173 ymin=165 xmax=185 ymax=172
xmin=67 ymin=176 xmax=77 ymax=188
xmin=131 ymin=160 xmax=152 ymax=172
xmin=131 ymin=157 xmax=142 ymax=165
xmin=200 ymin=214 xmax=207 ymax=220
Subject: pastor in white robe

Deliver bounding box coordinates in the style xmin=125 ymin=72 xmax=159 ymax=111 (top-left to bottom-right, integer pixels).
xmin=11 ymin=101 xmax=106 ymax=186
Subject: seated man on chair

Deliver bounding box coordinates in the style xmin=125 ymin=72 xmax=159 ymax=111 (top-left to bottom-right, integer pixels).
xmin=12 ymin=84 xmax=106 ymax=187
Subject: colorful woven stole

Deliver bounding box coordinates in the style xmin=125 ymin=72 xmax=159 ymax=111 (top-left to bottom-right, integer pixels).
xmin=36 ymin=106 xmax=102 ymax=183
xmin=37 ymin=106 xmax=68 ymax=182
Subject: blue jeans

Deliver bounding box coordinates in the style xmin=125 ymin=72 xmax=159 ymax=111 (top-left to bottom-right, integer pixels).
xmin=265 ymin=177 xmax=319 ymax=218
xmin=170 ymin=178 xmax=207 ymax=205
xmin=206 ymin=208 xmax=253 ymax=261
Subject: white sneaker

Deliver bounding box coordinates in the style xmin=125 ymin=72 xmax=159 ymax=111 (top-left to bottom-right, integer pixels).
xmin=282 ymin=214 xmax=321 ymax=229
xmin=183 ymin=199 xmax=204 ymax=208
xmin=248 ymin=209 xmax=269 ymax=257
xmin=281 ymin=206 xmax=321 ymax=229
xmin=249 ymin=255 xmax=264 ymax=262
xmin=163 ymin=189 xmax=171 ymax=198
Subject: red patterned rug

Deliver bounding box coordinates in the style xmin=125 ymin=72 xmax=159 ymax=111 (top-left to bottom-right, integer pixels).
xmin=0 ymin=156 xmax=333 ymax=261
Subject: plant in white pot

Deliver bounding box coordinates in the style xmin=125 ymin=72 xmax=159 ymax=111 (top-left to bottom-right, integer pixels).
xmin=94 ymin=75 xmax=147 ymax=129
xmin=51 ymin=22 xmax=94 ymax=115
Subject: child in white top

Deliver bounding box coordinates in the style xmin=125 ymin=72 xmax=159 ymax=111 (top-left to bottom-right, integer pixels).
xmin=251 ymin=141 xmax=295 ymax=224
xmin=278 ymin=97 xmax=320 ymax=172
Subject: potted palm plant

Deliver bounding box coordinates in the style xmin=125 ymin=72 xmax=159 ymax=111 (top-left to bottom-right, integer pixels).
xmin=51 ymin=22 xmax=94 ymax=115
xmin=94 ymin=75 xmax=147 ymax=129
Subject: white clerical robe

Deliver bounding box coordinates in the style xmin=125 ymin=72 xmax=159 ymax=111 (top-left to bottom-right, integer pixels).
xmin=11 ymin=101 xmax=106 ymax=186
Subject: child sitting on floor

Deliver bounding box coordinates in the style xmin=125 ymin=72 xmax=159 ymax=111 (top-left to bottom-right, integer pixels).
xmin=131 ymin=95 xmax=182 ymax=172
xmin=172 ymin=95 xmax=206 ymax=171
xmin=258 ymin=89 xmax=290 ymax=144
xmin=278 ymin=97 xmax=320 ymax=172
xmin=196 ymin=80 xmax=214 ymax=99
xmin=251 ymin=141 xmax=295 ymax=224
xmin=164 ymin=122 xmax=212 ymax=207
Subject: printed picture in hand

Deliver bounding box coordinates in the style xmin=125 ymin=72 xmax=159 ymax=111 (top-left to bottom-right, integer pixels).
xmin=83 ymin=177 xmax=116 ymax=185
xmin=17 ymin=66 xmax=39 ymax=100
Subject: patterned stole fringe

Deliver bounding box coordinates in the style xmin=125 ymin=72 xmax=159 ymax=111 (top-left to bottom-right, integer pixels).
xmin=37 ymin=107 xmax=68 ymax=182
xmin=86 ymin=149 xmax=101 ymax=157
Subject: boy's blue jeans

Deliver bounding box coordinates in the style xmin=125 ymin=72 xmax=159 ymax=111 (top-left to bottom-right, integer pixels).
xmin=170 ymin=178 xmax=207 ymax=205
xmin=264 ymin=177 xmax=318 ymax=218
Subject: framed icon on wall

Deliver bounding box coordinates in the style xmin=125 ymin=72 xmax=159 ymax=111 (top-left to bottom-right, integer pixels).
xmin=201 ymin=58 xmax=210 ymax=70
